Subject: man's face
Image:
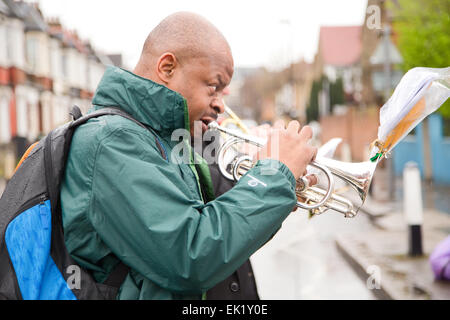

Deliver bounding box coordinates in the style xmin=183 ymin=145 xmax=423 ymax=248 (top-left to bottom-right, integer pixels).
xmin=167 ymin=52 xmax=234 ymax=135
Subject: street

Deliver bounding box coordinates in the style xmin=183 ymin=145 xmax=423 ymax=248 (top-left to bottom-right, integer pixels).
xmin=0 ymin=178 xmax=380 ymax=300
xmin=1 ymin=175 xmax=448 ymax=300
xmin=250 ymin=174 xmax=450 ymax=300
xmin=250 ymin=208 xmax=377 ymax=300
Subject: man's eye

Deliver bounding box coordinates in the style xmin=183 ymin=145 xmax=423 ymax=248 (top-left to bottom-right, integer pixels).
xmin=208 ymin=85 xmax=217 ymax=91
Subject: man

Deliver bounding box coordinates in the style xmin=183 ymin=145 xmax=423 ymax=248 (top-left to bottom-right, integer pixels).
xmin=60 ymin=12 xmax=317 ymax=300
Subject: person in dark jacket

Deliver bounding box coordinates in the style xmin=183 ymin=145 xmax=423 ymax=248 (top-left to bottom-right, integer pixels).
xmin=206 ymin=160 xmax=260 ymax=300
xmin=205 ymin=121 xmax=293 ymax=299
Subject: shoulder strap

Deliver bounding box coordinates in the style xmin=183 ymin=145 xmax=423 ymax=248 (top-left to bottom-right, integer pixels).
xmin=103 ymin=261 xmax=130 ymax=288
xmin=70 ymin=105 xmax=167 ymax=161
xmin=69 ymin=105 xmax=83 ymax=121
xmin=67 ymin=105 xmax=170 ymax=289
xmin=70 ymin=105 xmax=148 ymax=130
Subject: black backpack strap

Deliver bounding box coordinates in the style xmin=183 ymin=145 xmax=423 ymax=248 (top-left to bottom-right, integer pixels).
xmin=70 ymin=106 xmax=167 ymax=161
xmin=103 ymin=262 xmax=130 ymax=288
xmin=70 ymin=107 xmax=147 ymax=130
xmin=69 ymin=105 xmax=83 ymax=121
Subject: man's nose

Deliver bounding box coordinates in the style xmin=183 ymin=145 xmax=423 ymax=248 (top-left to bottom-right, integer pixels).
xmin=212 ymin=97 xmax=225 ymax=115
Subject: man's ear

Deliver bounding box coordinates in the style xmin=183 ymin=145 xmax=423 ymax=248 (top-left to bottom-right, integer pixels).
xmin=156 ymin=53 xmax=178 ymax=84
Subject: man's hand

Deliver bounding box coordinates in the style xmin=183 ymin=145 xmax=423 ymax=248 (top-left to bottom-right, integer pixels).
xmin=255 ymin=120 xmax=317 ymax=180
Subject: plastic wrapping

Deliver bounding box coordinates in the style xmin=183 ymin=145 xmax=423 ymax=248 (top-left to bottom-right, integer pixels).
xmin=370 ymin=67 xmax=450 ymax=160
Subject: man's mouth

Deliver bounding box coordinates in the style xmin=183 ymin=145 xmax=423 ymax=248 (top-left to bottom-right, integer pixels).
xmin=200 ymin=116 xmax=217 ymax=132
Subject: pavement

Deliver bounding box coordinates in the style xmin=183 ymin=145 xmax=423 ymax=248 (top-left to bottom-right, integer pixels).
xmin=1 ymin=171 xmax=449 ymax=300
xmin=335 ymin=175 xmax=450 ymax=300
xmin=337 ymin=204 xmax=450 ymax=300
xmin=250 ymin=208 xmax=378 ymax=300
xmin=251 ymin=168 xmax=450 ymax=300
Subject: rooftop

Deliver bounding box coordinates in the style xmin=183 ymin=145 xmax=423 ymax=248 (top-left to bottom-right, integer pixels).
xmin=319 ymin=25 xmax=362 ymax=66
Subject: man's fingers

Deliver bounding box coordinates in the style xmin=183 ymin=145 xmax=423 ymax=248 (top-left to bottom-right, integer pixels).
xmin=299 ymin=125 xmax=313 ymax=141
xmin=311 ymin=146 xmax=318 ymax=161
xmin=303 ymin=147 xmax=318 ymax=165
xmin=287 ymin=120 xmax=301 ymax=133
xmin=273 ymin=119 xmax=285 ymax=130
xmin=306 ymin=174 xmax=318 ymax=186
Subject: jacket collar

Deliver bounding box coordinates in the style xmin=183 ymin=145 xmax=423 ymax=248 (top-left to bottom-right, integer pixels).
xmin=92 ymin=66 xmax=189 ymax=136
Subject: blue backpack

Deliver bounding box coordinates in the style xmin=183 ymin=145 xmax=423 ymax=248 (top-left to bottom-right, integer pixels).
xmin=0 ymin=106 xmax=165 ymax=300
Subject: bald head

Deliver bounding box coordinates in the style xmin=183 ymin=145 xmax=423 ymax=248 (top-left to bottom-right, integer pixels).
xmin=138 ymin=12 xmax=232 ymax=67
xmin=133 ymin=12 xmax=234 ymax=135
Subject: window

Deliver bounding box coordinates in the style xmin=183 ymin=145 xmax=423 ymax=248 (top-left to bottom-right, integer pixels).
xmin=61 ymin=52 xmax=67 ymax=78
xmin=26 ymin=37 xmax=38 ymax=72
xmin=0 ymin=24 xmax=8 ymax=66
xmin=0 ymin=96 xmax=10 ymax=143
xmin=5 ymin=25 xmax=13 ymax=63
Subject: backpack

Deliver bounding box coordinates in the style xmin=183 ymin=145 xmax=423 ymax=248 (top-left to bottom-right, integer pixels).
xmin=0 ymin=106 xmax=166 ymax=300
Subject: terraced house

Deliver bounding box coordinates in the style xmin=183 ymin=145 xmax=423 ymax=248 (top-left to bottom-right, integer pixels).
xmin=0 ymin=0 xmax=117 ymax=181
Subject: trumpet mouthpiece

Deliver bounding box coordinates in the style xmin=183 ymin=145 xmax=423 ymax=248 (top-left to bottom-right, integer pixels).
xmin=208 ymin=121 xmax=220 ymax=130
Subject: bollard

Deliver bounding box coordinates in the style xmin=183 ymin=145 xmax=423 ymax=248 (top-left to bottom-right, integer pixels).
xmin=403 ymin=162 xmax=423 ymax=256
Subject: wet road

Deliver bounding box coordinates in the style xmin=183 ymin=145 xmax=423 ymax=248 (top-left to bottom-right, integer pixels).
xmin=250 ymin=209 xmax=377 ymax=300
xmin=1 ymin=175 xmax=446 ymax=300
xmin=0 ymin=176 xmax=376 ymax=299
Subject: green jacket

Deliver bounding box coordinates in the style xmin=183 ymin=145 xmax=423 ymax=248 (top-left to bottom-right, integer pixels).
xmin=60 ymin=66 xmax=297 ymax=300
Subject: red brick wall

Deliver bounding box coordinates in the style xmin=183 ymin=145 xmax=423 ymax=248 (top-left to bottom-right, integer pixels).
xmin=0 ymin=67 xmax=9 ymax=85
xmin=320 ymin=107 xmax=380 ymax=162
xmin=9 ymin=91 xmax=17 ymax=137
xmin=80 ymin=89 xmax=93 ymax=100
xmin=35 ymin=76 xmax=53 ymax=91
xmin=9 ymin=67 xmax=26 ymax=85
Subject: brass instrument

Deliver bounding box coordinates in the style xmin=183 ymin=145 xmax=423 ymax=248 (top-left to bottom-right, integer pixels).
xmin=208 ymin=121 xmax=377 ymax=218
xmin=213 ymin=67 xmax=449 ymax=218
xmin=221 ymin=103 xmax=250 ymax=133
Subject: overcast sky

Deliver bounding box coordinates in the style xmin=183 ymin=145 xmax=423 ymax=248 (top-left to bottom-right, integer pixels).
xmin=38 ymin=0 xmax=368 ymax=70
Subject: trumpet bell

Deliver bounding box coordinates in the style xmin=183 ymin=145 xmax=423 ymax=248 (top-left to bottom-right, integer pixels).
xmin=304 ymin=157 xmax=378 ymax=218
xmin=316 ymin=156 xmax=377 ymax=204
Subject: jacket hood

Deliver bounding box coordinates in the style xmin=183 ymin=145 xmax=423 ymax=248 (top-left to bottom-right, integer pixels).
xmin=92 ymin=66 xmax=188 ymax=135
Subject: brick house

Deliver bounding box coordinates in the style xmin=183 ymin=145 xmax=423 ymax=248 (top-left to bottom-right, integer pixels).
xmin=313 ymin=25 xmax=363 ymax=114
xmin=0 ymin=0 xmax=117 ymax=180
xmin=311 ymin=1 xmax=403 ymax=162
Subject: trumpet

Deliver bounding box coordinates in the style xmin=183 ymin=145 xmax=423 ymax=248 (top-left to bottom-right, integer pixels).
xmin=208 ymin=120 xmax=377 ymax=218
xmin=213 ymin=67 xmax=450 ymax=217
xmin=221 ymin=104 xmax=250 ymax=134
